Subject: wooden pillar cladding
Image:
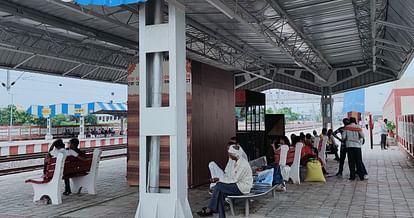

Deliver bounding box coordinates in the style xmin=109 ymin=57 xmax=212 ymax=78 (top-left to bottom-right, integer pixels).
xmin=190 ymin=61 xmax=236 ymax=187
xmin=126 ymin=61 xmax=234 ymax=188
xmin=127 ymin=93 xmax=192 ymax=187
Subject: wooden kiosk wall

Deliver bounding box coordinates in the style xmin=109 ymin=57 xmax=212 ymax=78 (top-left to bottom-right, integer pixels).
xmin=127 ymin=61 xmax=235 ymax=187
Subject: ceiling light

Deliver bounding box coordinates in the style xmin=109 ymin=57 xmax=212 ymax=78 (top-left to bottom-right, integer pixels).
xmin=206 ymin=0 xmax=235 ymax=19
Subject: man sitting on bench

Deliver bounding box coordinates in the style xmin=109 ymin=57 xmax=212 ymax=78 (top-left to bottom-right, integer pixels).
xmin=198 ymin=145 xmax=253 ymax=217
xmin=208 ymin=140 xmax=247 ymax=191
xmin=63 ymin=138 xmax=85 ymax=195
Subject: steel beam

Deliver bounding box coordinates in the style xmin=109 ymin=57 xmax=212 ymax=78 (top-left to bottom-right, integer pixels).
xmin=376 ymin=55 xmax=402 ymax=64
xmin=0 ymin=0 xmax=137 ymax=49
xmin=376 ymin=44 xmax=407 ymax=54
xmin=376 ymin=20 xmax=414 ymax=33
xmin=265 ymin=0 xmax=332 ymax=72
xmin=81 ymin=67 xmax=101 ymax=78
xmin=63 ymin=63 xmax=83 ymax=76
xmin=46 ymin=0 xmax=138 ymax=32
xmin=0 ymin=25 xmax=130 ymax=71
xmin=375 ymin=38 xmax=410 ymax=51
xmin=371 ymin=0 xmax=377 ymax=72
xmin=235 ymin=77 xmax=260 ymax=89
xmin=13 ymin=54 xmax=36 ymax=69
xmin=212 ymin=0 xmax=330 ymax=81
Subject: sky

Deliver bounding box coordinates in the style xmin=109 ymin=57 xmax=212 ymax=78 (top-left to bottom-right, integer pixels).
xmin=0 ymin=71 xmax=127 ymax=109
xmin=365 ymin=63 xmax=414 ymax=113
xmin=0 ymin=60 xmax=413 ymax=112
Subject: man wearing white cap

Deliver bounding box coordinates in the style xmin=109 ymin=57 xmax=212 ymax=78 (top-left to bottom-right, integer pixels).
xmin=197 ymin=145 xmax=253 ymax=217
xmin=208 ymin=139 xmax=248 ymax=191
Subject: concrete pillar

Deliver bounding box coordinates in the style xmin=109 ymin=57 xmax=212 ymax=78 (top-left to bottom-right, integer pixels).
xmin=135 ymin=0 xmax=191 ymax=217
xmin=120 ymin=117 xmax=125 ymax=135
xmin=321 ymin=87 xmax=333 ymax=129
xmin=45 ymin=117 xmax=53 ymax=140
xmin=78 ymin=115 xmax=85 ymax=139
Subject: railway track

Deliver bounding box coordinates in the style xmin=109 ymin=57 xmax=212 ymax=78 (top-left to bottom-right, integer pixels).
xmin=0 ymin=144 xmax=127 ymax=176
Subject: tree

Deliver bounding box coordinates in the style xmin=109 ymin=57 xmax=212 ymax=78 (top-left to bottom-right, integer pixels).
xmin=84 ymin=114 xmax=98 ymax=125
xmin=32 ymin=117 xmax=47 ymax=126
xmin=52 ymin=114 xmax=68 ymax=126
xmin=0 ymin=105 xmax=34 ymax=126
xmin=266 ymin=107 xmax=274 ymax=114
xmin=275 ymin=107 xmax=300 ymax=121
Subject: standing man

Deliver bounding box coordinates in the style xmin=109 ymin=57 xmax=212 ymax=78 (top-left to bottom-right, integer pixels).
xmin=380 ymin=118 xmax=388 ymax=150
xmin=333 ymin=118 xmax=351 ymax=176
xmin=343 ymin=117 xmax=365 ymax=181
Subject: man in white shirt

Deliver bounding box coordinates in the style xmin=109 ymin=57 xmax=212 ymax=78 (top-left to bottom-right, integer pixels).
xmin=343 ymin=117 xmax=365 ymax=181
xmin=379 ymin=119 xmax=388 ymax=150
xmin=208 ymin=139 xmax=248 ymax=190
xmin=198 ymin=145 xmax=253 ymax=217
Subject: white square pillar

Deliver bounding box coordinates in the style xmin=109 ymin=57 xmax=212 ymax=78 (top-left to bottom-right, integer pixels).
xmin=135 ymin=0 xmax=192 ymax=217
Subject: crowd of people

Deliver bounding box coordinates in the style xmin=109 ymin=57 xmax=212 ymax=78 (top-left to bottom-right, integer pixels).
xmin=85 ymin=127 xmax=116 ymax=138
xmin=272 ymin=117 xmax=368 ymax=180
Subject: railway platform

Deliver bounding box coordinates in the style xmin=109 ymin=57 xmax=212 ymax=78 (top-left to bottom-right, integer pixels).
xmin=1 ymin=142 xmax=414 ymax=217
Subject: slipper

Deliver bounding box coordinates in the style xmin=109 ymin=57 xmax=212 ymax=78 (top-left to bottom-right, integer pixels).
xmin=196 ymin=208 xmax=213 ymax=217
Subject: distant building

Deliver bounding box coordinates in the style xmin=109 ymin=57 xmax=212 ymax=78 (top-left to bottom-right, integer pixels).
xmin=95 ymin=114 xmax=122 ymax=124
xmin=383 ymin=77 xmax=414 ymax=129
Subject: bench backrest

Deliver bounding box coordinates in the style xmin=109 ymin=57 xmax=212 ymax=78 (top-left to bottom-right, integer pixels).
xmin=292 ymin=142 xmax=303 ymax=167
xmin=45 ymin=153 xmax=94 ymax=180
xmin=64 ymin=154 xmax=94 ymax=175
xmin=279 ymin=145 xmax=289 ymax=166
xmin=249 ymin=156 xmax=267 ymax=169
xmin=44 ymin=153 xmax=66 ymax=183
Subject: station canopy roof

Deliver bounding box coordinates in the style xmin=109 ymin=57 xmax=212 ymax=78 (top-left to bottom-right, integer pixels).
xmin=0 ymin=0 xmax=413 ymax=95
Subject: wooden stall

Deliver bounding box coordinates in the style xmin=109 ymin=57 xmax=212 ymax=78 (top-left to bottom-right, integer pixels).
xmin=126 ymin=60 xmax=235 ymax=187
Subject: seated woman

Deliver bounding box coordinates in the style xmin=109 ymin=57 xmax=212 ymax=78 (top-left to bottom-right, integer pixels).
xmin=273 ymin=136 xmax=295 ymax=165
xmin=197 ymin=145 xmax=253 ymax=217
xmin=43 ymin=139 xmax=66 ymax=174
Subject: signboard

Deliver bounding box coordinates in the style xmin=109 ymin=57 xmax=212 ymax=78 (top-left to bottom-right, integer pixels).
xmin=75 ymin=108 xmax=85 ymax=114
xmin=42 ymin=108 xmax=51 ymax=117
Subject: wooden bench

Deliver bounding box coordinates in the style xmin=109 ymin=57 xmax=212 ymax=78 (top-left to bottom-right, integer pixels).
xmin=227 ymin=184 xmax=277 ymax=217
xmin=25 ymin=148 xmax=101 ymax=204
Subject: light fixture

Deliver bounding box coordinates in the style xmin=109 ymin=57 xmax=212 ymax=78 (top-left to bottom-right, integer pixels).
xmin=205 ymin=0 xmax=235 ymax=19
xmin=61 ymin=0 xmax=73 ymax=2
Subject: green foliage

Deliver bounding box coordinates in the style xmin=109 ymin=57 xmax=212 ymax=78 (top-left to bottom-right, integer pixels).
xmin=32 ymin=117 xmax=47 ymax=126
xmin=275 ymin=107 xmax=300 ymax=121
xmin=387 ymin=121 xmax=396 ymax=132
xmin=84 ymin=114 xmax=98 ymax=125
xmin=0 ymin=105 xmax=33 ymax=125
xmin=266 ymin=107 xmax=274 ymax=114
xmin=51 ymin=114 xmax=68 ymax=126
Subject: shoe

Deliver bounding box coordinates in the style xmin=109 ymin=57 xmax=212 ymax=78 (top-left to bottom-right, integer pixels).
xmin=335 ymin=172 xmax=342 ymax=176
xmin=364 ymin=175 xmax=369 ymax=180
xmin=63 ymin=191 xmax=71 ymax=196
xmin=349 ymin=177 xmax=356 ymax=181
